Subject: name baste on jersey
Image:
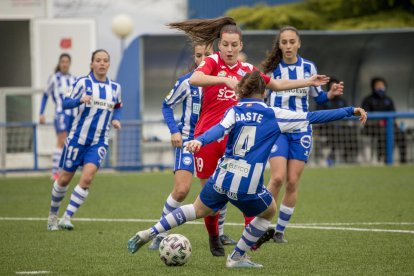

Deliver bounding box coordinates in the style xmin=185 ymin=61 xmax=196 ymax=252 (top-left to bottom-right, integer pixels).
xmin=266 ymin=55 xmax=328 ymax=113
xmin=64 ymin=72 xmax=122 ymax=146
xmin=40 ymin=72 xmax=77 ymax=117
xmin=196 ymin=98 xmax=355 ymax=194
xmin=162 ymin=71 xmax=202 ymax=140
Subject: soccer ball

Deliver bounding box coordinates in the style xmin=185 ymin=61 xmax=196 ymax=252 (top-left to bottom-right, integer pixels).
xmin=159 ymin=234 xmax=192 ymax=266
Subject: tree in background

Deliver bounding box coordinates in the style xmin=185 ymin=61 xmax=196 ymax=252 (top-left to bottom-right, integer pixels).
xmin=227 ymin=0 xmax=414 ymax=30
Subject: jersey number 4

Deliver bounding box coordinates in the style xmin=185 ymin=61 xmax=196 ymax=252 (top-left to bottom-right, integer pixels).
xmin=233 ymin=126 xmax=256 ymax=157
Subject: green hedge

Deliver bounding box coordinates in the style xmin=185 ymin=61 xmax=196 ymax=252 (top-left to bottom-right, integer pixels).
xmin=227 ymin=0 xmax=414 ymax=30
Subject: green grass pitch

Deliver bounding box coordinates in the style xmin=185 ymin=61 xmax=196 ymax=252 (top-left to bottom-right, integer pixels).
xmin=1 ymin=166 xmax=413 ymax=275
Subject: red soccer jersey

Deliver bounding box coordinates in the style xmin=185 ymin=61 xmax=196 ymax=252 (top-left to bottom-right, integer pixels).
xmin=194 ymin=52 xmax=270 ymax=136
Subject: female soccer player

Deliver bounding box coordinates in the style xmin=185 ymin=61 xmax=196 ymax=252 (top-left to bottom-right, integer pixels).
xmin=127 ymin=70 xmax=367 ymax=268
xmin=258 ymin=26 xmax=344 ymax=244
xmin=167 ymin=16 xmax=329 ymax=256
xmin=147 ymin=42 xmax=215 ymax=250
xmin=46 ymin=49 xmax=122 ymax=231
xmin=39 ymin=53 xmax=76 ymax=181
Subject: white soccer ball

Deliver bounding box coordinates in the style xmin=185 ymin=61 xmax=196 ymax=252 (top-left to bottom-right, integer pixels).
xmin=159 ymin=234 xmax=192 ymax=266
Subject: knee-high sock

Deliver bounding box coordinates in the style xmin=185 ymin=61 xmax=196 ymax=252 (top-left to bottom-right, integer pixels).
xmin=275 ymin=204 xmax=295 ymax=233
xmin=204 ymin=214 xmax=219 ymax=237
xmin=149 ymin=204 xmax=196 ymax=239
xmin=230 ymin=217 xmax=270 ymax=261
xmin=156 ymin=194 xmax=181 ymax=238
xmin=52 ymin=148 xmax=62 ymax=174
xmin=218 ymin=204 xmax=227 ymax=236
xmin=244 ymin=215 xmax=255 ymax=227
xmin=64 ymin=184 xmax=89 ymax=218
xmin=49 ymin=181 xmax=68 ymax=215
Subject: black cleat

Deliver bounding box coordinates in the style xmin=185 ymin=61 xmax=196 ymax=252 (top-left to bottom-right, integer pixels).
xmin=220 ymin=234 xmax=237 ymax=245
xmin=253 ymin=228 xmax=275 ymax=249
xmin=209 ymin=235 xmax=225 ymax=256
xmin=273 ymin=232 xmax=288 ymax=243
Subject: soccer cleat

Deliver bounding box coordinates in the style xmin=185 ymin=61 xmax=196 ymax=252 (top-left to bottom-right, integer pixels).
xmin=58 ymin=215 xmax=74 ymax=230
xmin=47 ymin=214 xmax=59 ymax=231
xmin=148 ymin=235 xmax=164 ymax=250
xmin=128 ymin=231 xmax=150 ymax=253
xmin=226 ymin=254 xmax=263 ymax=268
xmin=253 ymin=228 xmax=275 ymax=249
xmin=273 ymin=232 xmax=288 ymax=243
xmin=220 ymin=234 xmax=237 ymax=246
xmin=209 ymin=235 xmax=225 ymax=256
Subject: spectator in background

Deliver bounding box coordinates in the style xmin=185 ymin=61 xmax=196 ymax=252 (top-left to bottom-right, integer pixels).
xmin=361 ymin=77 xmax=407 ymax=163
xmin=317 ymin=78 xmax=359 ymax=165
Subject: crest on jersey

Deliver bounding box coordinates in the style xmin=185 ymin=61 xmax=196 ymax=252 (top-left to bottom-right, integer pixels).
xmin=65 ymin=159 xmax=73 ymax=168
xmin=98 ymin=147 xmax=107 ymax=159
xmin=300 ymin=135 xmax=312 ymax=149
xmin=218 ymin=70 xmax=227 ymax=77
xmin=182 ymin=156 xmax=192 ymax=166
xmin=237 ymin=68 xmax=246 ymax=77
xmin=304 ymin=72 xmax=311 ymax=78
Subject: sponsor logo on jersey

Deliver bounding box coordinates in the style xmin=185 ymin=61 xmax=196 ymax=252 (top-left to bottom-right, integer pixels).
xmin=217 ymin=87 xmax=237 ymax=101
xmin=300 ymin=135 xmax=312 ymax=149
xmin=91 ymin=99 xmax=115 ymax=110
xmin=237 ymin=68 xmax=246 ymax=77
xmin=192 ymin=103 xmax=201 ymax=115
xmin=304 ymin=71 xmax=311 ymax=78
xmin=220 ymin=158 xmax=251 ymax=178
xmin=165 ymin=89 xmax=174 ymax=101
xmin=218 ymin=70 xmax=227 ymax=77
xmin=182 ymin=156 xmax=192 ymax=166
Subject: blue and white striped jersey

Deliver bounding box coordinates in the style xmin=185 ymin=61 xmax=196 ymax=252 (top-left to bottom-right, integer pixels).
xmin=65 ymin=72 xmax=122 ymax=146
xmin=196 ymin=98 xmax=354 ymax=194
xmin=40 ymin=72 xmax=77 ymax=116
xmin=162 ymin=71 xmax=202 ymax=140
xmin=266 ymin=55 xmax=329 ymax=132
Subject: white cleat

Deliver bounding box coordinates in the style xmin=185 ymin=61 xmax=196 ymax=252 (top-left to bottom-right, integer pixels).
xmin=58 ymin=215 xmax=74 ymax=230
xmin=128 ymin=230 xmax=151 ymax=253
xmin=47 ymin=214 xmax=59 ymax=231
xmin=226 ymin=254 xmax=263 ymax=268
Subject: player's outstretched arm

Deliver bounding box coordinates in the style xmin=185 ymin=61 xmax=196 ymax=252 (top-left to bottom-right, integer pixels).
xmin=267 ymin=74 xmax=329 ymax=91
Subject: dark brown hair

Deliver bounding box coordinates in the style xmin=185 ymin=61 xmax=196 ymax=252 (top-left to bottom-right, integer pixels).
xmin=261 ymin=26 xmax=300 ymax=74
xmin=237 ymin=70 xmax=266 ymax=99
xmin=188 ymin=42 xmax=214 ymax=71
xmin=167 ymin=16 xmax=241 ymax=47
xmin=91 ymin=49 xmax=110 ymax=62
xmin=55 ymin=53 xmax=71 ymax=73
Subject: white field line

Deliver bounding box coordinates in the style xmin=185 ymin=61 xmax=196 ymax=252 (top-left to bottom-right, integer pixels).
xmin=15 ymin=271 xmax=50 ymax=275
xmin=1 ymin=217 xmax=414 ymax=234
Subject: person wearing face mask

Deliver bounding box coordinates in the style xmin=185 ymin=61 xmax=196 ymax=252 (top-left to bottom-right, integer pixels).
xmin=361 ymin=77 xmax=407 ymax=163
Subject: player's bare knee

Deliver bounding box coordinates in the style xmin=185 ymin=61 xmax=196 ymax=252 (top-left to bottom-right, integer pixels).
xmin=172 ymin=189 xmax=188 ymax=202
xmin=285 ymin=181 xmax=298 ymax=194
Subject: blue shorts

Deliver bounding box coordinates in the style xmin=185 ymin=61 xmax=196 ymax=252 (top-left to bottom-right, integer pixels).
xmin=54 ymin=113 xmax=74 ymax=134
xmin=199 ymin=180 xmax=273 ymax=217
xmin=173 ymin=140 xmax=194 ymax=174
xmin=59 ymin=139 xmax=108 ymax=172
xmin=268 ymin=131 xmax=312 ymax=162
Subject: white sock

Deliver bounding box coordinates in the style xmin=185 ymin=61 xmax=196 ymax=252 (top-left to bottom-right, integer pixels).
xmin=49 ymin=180 xmax=68 ymax=214
xmin=64 ymin=184 xmax=89 ymax=218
